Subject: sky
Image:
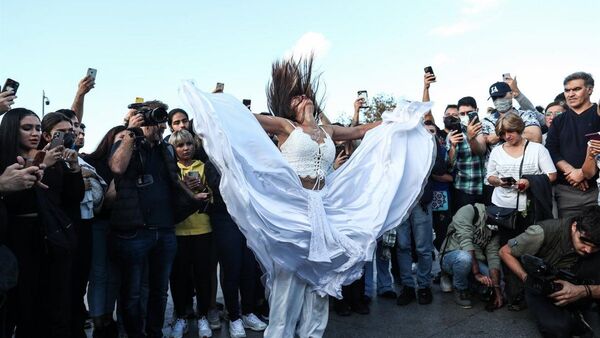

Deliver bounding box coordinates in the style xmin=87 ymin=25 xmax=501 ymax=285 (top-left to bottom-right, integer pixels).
xmin=2 ymin=0 xmax=600 ymax=151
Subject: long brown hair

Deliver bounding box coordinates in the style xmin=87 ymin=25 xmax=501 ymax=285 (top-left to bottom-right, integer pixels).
xmin=266 ymin=55 xmax=324 ymax=122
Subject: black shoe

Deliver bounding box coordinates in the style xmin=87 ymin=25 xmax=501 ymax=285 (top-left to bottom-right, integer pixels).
xmin=432 ymin=272 xmax=441 ymax=284
xmin=396 ymin=286 xmax=416 ymax=306
xmin=362 ymin=295 xmax=372 ymax=305
xmin=508 ymin=294 xmax=527 ymax=311
xmin=335 ymin=300 xmax=352 ymax=316
xmin=378 ymin=290 xmax=397 ymax=299
xmin=417 ymin=288 xmax=433 ymax=305
xmin=351 ymin=302 xmax=370 ymax=315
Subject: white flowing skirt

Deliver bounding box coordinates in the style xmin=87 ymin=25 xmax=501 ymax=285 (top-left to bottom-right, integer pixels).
xmin=180 ymin=81 xmax=436 ymax=298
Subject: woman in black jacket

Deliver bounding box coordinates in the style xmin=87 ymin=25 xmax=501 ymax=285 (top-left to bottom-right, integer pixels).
xmin=0 ymin=109 xmax=84 ymax=338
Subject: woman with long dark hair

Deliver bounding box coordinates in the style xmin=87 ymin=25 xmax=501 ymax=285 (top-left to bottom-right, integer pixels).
xmin=83 ymin=125 xmax=127 ymax=337
xmin=181 ymin=56 xmax=436 ymax=337
xmin=1 ymin=108 xmax=84 ymax=337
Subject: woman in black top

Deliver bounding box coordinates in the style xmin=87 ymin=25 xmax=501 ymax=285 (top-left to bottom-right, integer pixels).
xmin=0 ymin=109 xmax=84 ymax=338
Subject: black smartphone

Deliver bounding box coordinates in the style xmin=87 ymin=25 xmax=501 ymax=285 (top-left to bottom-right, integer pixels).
xmin=467 ymin=111 xmax=479 ymax=124
xmin=49 ymin=131 xmax=65 ymax=149
xmin=242 ymin=99 xmax=251 ymax=110
xmin=2 ymin=78 xmax=19 ymax=95
xmin=216 ymin=82 xmax=224 ymax=92
xmin=501 ymin=177 xmax=517 ymax=185
xmin=585 ymin=132 xmax=600 ymax=141
xmin=357 ymin=90 xmax=368 ymax=108
xmin=424 ymin=66 xmax=435 ymax=77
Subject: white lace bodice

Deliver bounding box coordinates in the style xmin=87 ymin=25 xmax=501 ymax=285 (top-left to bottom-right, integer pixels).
xmin=280 ymin=126 xmax=336 ymax=182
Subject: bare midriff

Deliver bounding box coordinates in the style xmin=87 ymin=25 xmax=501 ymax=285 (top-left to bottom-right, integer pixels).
xmin=300 ymin=176 xmax=325 ymax=190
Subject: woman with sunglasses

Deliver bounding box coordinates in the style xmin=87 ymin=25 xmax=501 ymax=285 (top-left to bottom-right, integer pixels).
xmin=181 ymin=56 xmax=435 ymax=337
xmin=486 ymin=113 xmax=557 ymax=310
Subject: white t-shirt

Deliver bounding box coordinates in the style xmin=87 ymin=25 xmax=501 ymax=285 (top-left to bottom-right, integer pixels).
xmin=486 ymin=141 xmax=556 ymax=211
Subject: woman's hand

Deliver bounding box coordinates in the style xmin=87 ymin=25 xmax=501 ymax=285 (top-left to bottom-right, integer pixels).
xmin=517 ymin=178 xmax=529 ymax=192
xmin=62 ymin=149 xmax=80 ymax=172
xmin=43 ymin=145 xmax=64 ymax=167
xmin=333 ymin=150 xmax=349 ymax=170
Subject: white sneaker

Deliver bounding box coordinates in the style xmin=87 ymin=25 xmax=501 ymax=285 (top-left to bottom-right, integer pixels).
xmin=229 ymin=319 xmax=247 ymax=338
xmin=170 ymin=318 xmax=188 ymax=338
xmin=207 ymin=308 xmax=221 ymax=330
xmin=198 ymin=316 xmax=213 ymax=338
xmin=241 ymin=313 xmax=267 ymax=331
xmin=440 ymin=273 xmax=453 ymax=293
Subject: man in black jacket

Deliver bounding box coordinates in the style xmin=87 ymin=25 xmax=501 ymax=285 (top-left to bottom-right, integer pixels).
xmin=109 ymin=100 xmax=207 ymax=338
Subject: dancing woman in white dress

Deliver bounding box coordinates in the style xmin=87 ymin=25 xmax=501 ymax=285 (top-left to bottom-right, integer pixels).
xmin=181 ymin=56 xmax=437 ymax=338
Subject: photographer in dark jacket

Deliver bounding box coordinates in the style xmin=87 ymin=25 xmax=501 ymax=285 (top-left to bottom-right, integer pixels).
xmin=109 ymin=101 xmax=208 ymax=338
xmin=499 ymin=206 xmax=600 ymax=338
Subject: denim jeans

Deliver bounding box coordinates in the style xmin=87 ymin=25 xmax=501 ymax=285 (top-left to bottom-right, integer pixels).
xmin=110 ymin=228 xmax=176 ymax=338
xmin=440 ymin=250 xmax=490 ymax=290
xmin=364 ymin=241 xmax=394 ymax=296
xmin=88 ymin=219 xmax=120 ymax=318
xmin=396 ymin=202 xmax=433 ymax=289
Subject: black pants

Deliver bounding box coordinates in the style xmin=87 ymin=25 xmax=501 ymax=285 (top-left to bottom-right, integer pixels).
xmin=169 ymin=233 xmax=213 ymax=317
xmin=499 ymin=212 xmax=532 ymax=304
xmin=71 ymin=218 xmax=93 ymax=338
xmin=5 ymin=216 xmax=73 ymax=338
xmin=339 ymin=274 xmax=366 ymax=307
xmin=525 ymin=290 xmax=595 ymax=338
xmin=211 ymin=213 xmax=257 ymax=321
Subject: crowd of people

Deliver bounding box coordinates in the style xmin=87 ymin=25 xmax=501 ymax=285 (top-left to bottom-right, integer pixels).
xmin=0 ymin=62 xmax=599 ymax=338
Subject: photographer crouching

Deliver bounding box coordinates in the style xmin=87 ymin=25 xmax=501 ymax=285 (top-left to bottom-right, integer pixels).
xmin=499 ymin=206 xmax=600 ymax=338
xmin=109 ymin=100 xmax=209 ymax=338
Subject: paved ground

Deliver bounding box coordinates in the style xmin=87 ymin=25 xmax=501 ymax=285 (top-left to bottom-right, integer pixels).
xmin=133 ymin=284 xmax=539 ymax=338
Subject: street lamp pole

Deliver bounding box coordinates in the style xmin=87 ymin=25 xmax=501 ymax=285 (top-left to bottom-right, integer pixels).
xmin=42 ymin=90 xmax=50 ymax=117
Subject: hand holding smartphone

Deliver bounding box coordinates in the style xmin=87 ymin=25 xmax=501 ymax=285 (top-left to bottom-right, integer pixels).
xmin=585 ymin=132 xmax=600 ymax=141
xmin=500 ymin=176 xmax=517 ymax=186
xmin=2 ymin=78 xmax=19 ymax=95
xmin=49 ymin=131 xmax=65 ymax=149
xmin=87 ymin=68 xmax=97 ymax=80
xmin=25 ymin=151 xmax=46 ymax=168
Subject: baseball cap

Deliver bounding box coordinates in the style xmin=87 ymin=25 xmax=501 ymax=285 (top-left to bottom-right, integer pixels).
xmin=488 ymin=82 xmax=512 ymax=100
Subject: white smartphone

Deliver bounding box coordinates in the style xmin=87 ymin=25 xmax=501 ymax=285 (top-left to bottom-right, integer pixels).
xmin=87 ymin=68 xmax=97 ymax=80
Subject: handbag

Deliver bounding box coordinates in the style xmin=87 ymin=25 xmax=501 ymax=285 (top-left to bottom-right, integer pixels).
xmin=35 ymin=187 xmax=77 ymax=251
xmin=486 ymin=140 xmax=529 ymax=230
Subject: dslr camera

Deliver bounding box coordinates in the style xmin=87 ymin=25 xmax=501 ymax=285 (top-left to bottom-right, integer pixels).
xmin=521 ymin=254 xmax=591 ymax=296
xmin=128 ymin=102 xmax=168 ymax=126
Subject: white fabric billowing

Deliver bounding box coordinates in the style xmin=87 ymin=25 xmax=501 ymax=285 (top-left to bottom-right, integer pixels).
xmin=180 ymin=81 xmax=436 ymax=298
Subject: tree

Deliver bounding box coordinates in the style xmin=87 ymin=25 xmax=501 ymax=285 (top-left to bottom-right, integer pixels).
xmin=363 ymin=93 xmax=396 ymax=123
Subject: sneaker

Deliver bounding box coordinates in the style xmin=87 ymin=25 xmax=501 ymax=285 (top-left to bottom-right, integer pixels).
xmin=170 ymin=318 xmax=189 ymax=338
xmin=396 ymin=286 xmax=416 ymax=306
xmin=378 ymin=290 xmax=397 ymax=299
xmin=198 ymin=317 xmax=213 ymax=338
xmin=418 ymin=287 xmax=433 ymax=305
xmin=334 ymin=300 xmax=351 ymax=316
xmin=207 ymin=308 xmax=221 ymax=330
xmin=454 ymin=290 xmax=472 ymax=309
xmin=440 ymin=273 xmax=453 ymax=293
xmin=229 ymin=319 xmax=247 ymax=338
xmin=241 ymin=313 xmax=267 ymax=331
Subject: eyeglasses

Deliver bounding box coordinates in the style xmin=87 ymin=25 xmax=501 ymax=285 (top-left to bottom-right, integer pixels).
xmin=423 ymin=120 xmax=434 ymax=126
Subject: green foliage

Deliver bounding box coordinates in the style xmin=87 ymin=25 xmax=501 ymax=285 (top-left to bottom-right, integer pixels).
xmin=363 ymin=94 xmax=396 ymax=123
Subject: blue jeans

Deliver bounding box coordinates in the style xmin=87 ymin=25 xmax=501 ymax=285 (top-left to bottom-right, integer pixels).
xmin=110 ymin=228 xmax=176 ymax=338
xmin=88 ymin=219 xmax=120 ymax=318
xmin=364 ymin=241 xmax=394 ymax=296
xmin=441 ymin=250 xmax=490 ymax=290
xmin=396 ymin=202 xmax=433 ymax=289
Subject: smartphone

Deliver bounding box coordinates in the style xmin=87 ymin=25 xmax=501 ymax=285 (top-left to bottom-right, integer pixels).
xmin=2 ymin=78 xmax=19 ymax=95
xmin=467 ymin=111 xmax=480 ymax=124
xmin=242 ymin=99 xmax=251 ymax=110
xmin=187 ymin=171 xmax=199 ymax=179
xmin=501 ymin=177 xmax=517 ymax=185
xmin=585 ymin=132 xmax=600 ymax=141
xmin=87 ymin=68 xmax=97 ymax=80
xmin=357 ymin=90 xmax=368 ymax=108
xmin=49 ymin=131 xmax=65 ymax=149
xmin=26 ymin=151 xmax=46 ymax=168
xmin=424 ymin=66 xmax=435 ymax=77
xmin=216 ymin=82 xmax=224 ymax=92
xmin=503 ymin=73 xmax=511 ymax=81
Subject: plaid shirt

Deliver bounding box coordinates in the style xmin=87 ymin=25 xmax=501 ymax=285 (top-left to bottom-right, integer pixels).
xmin=447 ymin=126 xmax=485 ymax=195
